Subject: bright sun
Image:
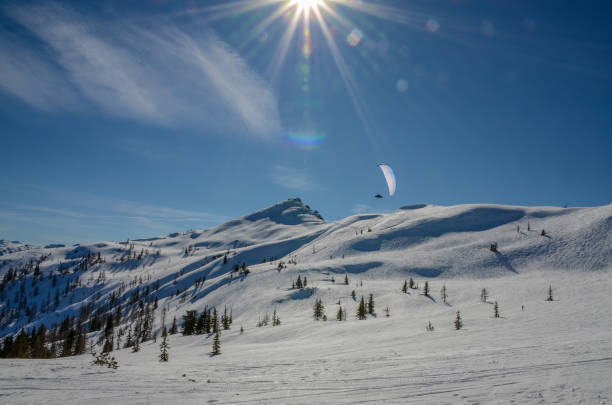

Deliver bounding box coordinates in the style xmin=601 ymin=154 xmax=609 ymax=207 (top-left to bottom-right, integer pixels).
xmin=291 ymin=0 xmax=323 ymax=11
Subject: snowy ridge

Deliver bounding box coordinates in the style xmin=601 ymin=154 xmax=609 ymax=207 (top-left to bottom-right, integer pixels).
xmin=0 ymin=200 xmax=610 ymax=337
xmin=0 ymin=240 xmax=33 ymax=256
xmin=0 ymin=200 xmax=611 ymax=403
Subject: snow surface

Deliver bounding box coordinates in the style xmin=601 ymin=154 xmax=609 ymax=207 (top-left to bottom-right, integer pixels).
xmin=0 ymin=198 xmax=611 ymax=404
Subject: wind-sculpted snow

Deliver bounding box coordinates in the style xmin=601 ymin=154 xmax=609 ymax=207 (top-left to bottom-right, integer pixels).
xmin=352 ymin=207 xmax=525 ymax=252
xmin=274 ymin=287 xmax=316 ymax=304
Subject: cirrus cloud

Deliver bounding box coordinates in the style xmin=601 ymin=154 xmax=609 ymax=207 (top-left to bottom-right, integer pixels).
xmin=1 ymin=3 xmax=281 ymax=139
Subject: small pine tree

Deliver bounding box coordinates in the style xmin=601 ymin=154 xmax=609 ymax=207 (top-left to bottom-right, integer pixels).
xmin=313 ymin=298 xmax=324 ymax=319
xmin=336 ymin=306 xmax=343 ymax=321
xmin=541 ymin=229 xmax=546 ymax=236
xmin=423 ymin=281 xmax=430 ymax=297
xmin=494 ymin=301 xmax=500 ymax=318
xmin=440 ymin=284 xmax=447 ymax=303
xmin=131 ymin=336 xmax=140 ymax=353
xmin=426 ymin=321 xmax=434 ymax=331
xmin=344 ymin=274 xmax=349 ymax=285
xmin=384 ymin=306 xmax=390 ymax=317
xmin=296 ymin=275 xmax=303 ymax=289
xmin=92 ymin=351 xmax=118 ymax=369
xmin=367 ymin=294 xmax=375 ymax=314
xmin=159 ymin=335 xmax=169 ymax=362
xmin=402 ymin=280 xmax=408 ymax=294
xmin=170 ymin=317 xmax=178 ymax=335
xmin=454 ymin=311 xmax=463 ymax=330
xmin=272 ymin=309 xmax=281 ymax=326
xmin=351 ymin=290 xmax=356 ymax=300
xmin=211 ymin=331 xmax=221 ymax=355
xmin=409 ymin=278 xmax=415 ymax=289
xmin=222 ymin=306 xmax=230 ymax=330
xmin=546 ymin=285 xmax=553 ymax=301
xmin=240 ymin=325 xmax=244 ymax=334
xmin=480 ymin=288 xmax=488 ymax=303
xmin=357 ymin=296 xmax=367 ymax=320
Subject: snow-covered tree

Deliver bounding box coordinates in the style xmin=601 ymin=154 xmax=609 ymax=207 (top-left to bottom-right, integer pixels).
xmin=480 ymin=288 xmax=488 ymax=303
xmin=440 ymin=285 xmax=448 ymax=303
xmin=211 ymin=331 xmax=221 ymax=356
xmin=454 ymin=311 xmax=463 ymax=330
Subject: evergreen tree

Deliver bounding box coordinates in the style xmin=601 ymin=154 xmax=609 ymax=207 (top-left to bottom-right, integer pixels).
xmin=211 ymin=331 xmax=221 ymax=355
xmin=426 ymin=321 xmax=434 ymax=331
xmin=182 ymin=310 xmax=197 ymax=335
xmin=132 ymin=337 xmax=140 ymax=353
xmin=31 ymin=325 xmax=50 ymax=358
xmin=1 ymin=336 xmax=15 ymax=358
xmin=546 ymin=285 xmax=554 ymax=301
xmin=454 ymin=311 xmax=463 ymax=330
xmin=195 ymin=310 xmax=206 ymax=335
xmin=480 ymin=288 xmax=488 ymax=303
xmin=423 ymin=281 xmax=430 ymax=297
xmin=240 ymin=325 xmax=244 ymax=334
xmin=124 ymin=328 xmax=133 ymax=348
xmin=344 ymin=274 xmax=349 ymax=285
xmin=494 ymin=301 xmax=500 ymax=318
xmin=159 ymin=327 xmax=169 ymax=362
xmin=313 ymin=298 xmax=324 ymax=319
xmin=351 ymin=290 xmax=356 ymax=300
xmin=336 ymin=306 xmax=344 ymax=321
xmin=367 ymin=294 xmax=375 ymax=314
xmin=440 ymin=285 xmax=448 ymax=303
xmin=272 ymin=309 xmax=281 ymax=326
xmin=296 ymin=275 xmax=303 ymax=289
xmin=14 ymin=329 xmax=30 ymax=358
xmin=102 ymin=336 xmax=113 ymax=354
xmin=213 ymin=308 xmax=219 ymax=333
xmin=357 ymin=297 xmax=367 ymax=320
xmin=402 ymin=280 xmax=408 ymax=294
xmin=222 ymin=306 xmax=230 ymax=330
xmin=61 ymin=329 xmax=76 ymax=357
xmin=409 ymin=278 xmax=415 ymax=289
xmin=170 ymin=317 xmax=178 ymax=335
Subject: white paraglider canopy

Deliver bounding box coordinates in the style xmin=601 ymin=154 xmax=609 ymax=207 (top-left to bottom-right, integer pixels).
xmin=377 ymin=164 xmax=396 ymax=196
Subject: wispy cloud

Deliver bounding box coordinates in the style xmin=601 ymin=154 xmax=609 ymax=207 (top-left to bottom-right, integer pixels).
xmin=1 ymin=3 xmax=281 ymax=138
xmin=0 ymin=27 xmax=79 ymax=111
xmin=270 ymin=165 xmax=319 ymax=191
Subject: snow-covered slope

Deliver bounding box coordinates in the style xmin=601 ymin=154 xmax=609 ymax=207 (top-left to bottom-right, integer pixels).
xmin=0 ymin=240 xmax=34 ymax=256
xmin=0 ymin=200 xmax=610 ymax=336
xmin=0 ymin=199 xmax=611 ymax=403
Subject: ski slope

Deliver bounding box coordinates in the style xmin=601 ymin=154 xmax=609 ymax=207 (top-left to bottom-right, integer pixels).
xmin=0 ymin=198 xmax=611 ymax=404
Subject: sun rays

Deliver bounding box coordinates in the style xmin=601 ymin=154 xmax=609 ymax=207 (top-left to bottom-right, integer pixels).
xmin=176 ymin=0 xmax=416 ymax=153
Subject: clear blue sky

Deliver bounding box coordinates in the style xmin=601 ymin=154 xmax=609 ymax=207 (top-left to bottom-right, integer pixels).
xmin=1 ymin=0 xmax=611 ymax=245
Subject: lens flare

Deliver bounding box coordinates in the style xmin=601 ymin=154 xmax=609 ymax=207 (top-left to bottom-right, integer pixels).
xmin=285 ymin=132 xmax=326 ymax=149
xmin=347 ymin=28 xmax=363 ymax=46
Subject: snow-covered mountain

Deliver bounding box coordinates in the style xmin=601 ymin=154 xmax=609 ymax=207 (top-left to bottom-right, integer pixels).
xmin=1 ymin=198 xmax=610 ymax=336
xmin=0 ymin=198 xmax=611 ymax=404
